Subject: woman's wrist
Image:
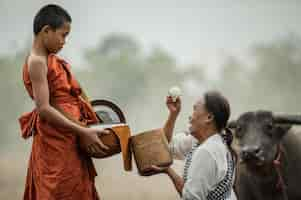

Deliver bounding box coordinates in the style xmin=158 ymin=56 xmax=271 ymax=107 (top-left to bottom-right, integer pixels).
xmin=169 ymin=112 xmax=179 ymax=120
xmin=165 ymin=167 xmax=173 ymax=175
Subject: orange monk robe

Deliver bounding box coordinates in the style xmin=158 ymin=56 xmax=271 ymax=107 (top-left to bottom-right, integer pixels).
xmin=19 ymin=54 xmax=100 ymax=200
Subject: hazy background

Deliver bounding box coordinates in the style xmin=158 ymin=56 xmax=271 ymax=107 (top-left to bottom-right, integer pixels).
xmin=1 ymin=0 xmax=301 ymax=199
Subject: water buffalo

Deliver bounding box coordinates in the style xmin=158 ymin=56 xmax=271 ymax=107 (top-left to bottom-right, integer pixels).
xmin=228 ymin=111 xmax=301 ymax=200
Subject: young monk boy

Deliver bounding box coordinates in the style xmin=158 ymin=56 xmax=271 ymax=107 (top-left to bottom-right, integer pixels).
xmin=19 ymin=4 xmax=109 ymax=200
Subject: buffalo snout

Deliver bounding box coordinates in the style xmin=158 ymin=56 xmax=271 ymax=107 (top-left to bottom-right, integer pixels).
xmin=241 ymin=146 xmax=263 ymax=162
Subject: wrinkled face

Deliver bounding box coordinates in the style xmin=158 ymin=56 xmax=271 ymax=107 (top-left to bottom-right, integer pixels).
xmin=188 ymin=98 xmax=211 ymax=137
xmin=43 ymin=22 xmax=71 ymax=53
xmin=234 ymin=111 xmax=289 ymax=166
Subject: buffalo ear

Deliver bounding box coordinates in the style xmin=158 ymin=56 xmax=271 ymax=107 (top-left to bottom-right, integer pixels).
xmin=274 ymin=124 xmax=292 ymax=139
xmin=227 ymin=120 xmax=237 ymax=129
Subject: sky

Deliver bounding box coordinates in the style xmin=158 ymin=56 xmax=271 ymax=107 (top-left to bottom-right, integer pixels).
xmin=0 ymin=0 xmax=301 ymax=71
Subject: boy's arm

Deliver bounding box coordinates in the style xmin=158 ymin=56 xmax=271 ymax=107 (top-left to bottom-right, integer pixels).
xmin=163 ymin=96 xmax=181 ymax=142
xmin=28 ymin=56 xmax=108 ymax=154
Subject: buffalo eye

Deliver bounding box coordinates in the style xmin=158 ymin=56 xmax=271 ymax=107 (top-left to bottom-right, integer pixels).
xmin=235 ymin=125 xmax=243 ymax=138
xmin=264 ymin=122 xmax=274 ymax=137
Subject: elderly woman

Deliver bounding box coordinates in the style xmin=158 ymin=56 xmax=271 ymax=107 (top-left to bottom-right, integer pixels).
xmin=152 ymin=91 xmax=237 ymax=200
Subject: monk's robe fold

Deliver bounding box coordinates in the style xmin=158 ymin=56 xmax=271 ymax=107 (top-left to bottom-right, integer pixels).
xmin=19 ymin=54 xmax=100 ymax=200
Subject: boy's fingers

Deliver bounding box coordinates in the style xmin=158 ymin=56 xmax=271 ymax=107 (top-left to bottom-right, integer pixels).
xmin=93 ymin=143 xmax=106 ymax=155
xmin=87 ymin=145 xmax=96 ymax=154
xmin=97 ymin=129 xmax=111 ymax=136
xmin=97 ymin=140 xmax=109 ymax=151
xmin=103 ymin=129 xmax=111 ymax=134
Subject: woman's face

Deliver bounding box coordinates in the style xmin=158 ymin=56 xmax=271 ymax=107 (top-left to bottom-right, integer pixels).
xmin=188 ymin=98 xmax=211 ymax=136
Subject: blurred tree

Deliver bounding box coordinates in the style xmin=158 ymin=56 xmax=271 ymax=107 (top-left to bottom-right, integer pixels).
xmin=80 ymin=33 xmax=207 ymax=131
xmin=217 ymin=34 xmax=301 ymax=115
xmin=250 ymin=34 xmax=301 ymax=112
xmin=217 ymin=55 xmax=253 ymax=116
xmin=98 ymin=33 xmax=140 ymax=58
xmin=82 ymin=33 xmax=186 ymax=107
xmin=0 ymin=50 xmax=28 ymax=149
xmin=82 ymin=33 xmax=146 ymax=103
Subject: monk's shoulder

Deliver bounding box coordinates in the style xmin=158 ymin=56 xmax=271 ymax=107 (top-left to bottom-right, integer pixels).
xmin=28 ymin=54 xmax=47 ymax=68
xmin=27 ymin=54 xmax=48 ymax=80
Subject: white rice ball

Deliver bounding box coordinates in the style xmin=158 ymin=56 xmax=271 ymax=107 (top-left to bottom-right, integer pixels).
xmin=168 ymin=86 xmax=182 ymax=102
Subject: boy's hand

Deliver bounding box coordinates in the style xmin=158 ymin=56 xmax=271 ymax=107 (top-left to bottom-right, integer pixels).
xmin=166 ymin=96 xmax=181 ymax=116
xmin=79 ymin=128 xmax=110 ymax=155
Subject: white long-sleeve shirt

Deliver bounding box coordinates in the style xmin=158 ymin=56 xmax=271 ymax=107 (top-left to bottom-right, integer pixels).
xmin=169 ymin=133 xmax=237 ymax=200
